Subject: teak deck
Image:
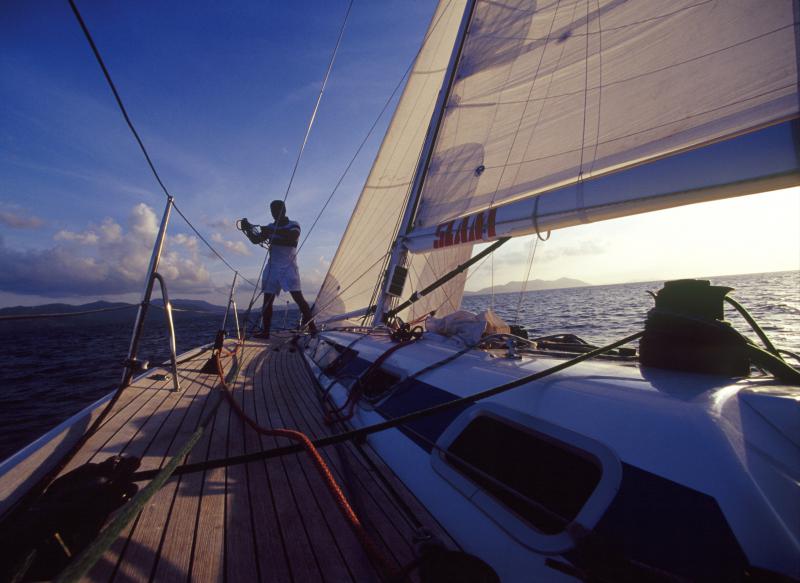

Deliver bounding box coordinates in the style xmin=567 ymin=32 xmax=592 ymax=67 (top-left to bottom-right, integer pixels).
xmin=6 ymin=333 xmax=455 ymax=582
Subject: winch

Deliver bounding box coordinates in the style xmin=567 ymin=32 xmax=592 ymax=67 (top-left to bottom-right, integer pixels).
xmin=639 ymin=279 xmax=750 ymax=376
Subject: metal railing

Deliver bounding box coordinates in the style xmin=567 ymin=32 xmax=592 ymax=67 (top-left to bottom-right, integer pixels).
xmin=120 ymin=197 xmax=181 ymax=392
xmin=221 ymin=272 xmax=241 ymax=343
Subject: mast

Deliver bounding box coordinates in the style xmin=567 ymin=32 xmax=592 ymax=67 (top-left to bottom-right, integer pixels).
xmin=372 ymin=0 xmax=478 ymax=326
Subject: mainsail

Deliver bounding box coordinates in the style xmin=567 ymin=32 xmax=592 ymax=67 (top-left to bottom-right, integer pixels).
xmin=316 ymin=0 xmax=799 ymax=322
xmin=406 ymin=0 xmax=799 ymax=250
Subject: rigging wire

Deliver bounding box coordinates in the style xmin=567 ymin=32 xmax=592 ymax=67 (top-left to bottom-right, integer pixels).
xmin=233 ymin=0 xmax=356 ymax=399
xmin=295 ymin=0 xmax=458 ymax=255
xmin=67 ymin=0 xmax=257 ymax=289
xmin=490 ymin=252 xmax=495 ymax=310
xmin=513 ymin=235 xmax=541 ymax=324
xmin=296 ymin=64 xmax=406 ymax=254
xmin=67 ymin=0 xmax=171 ymax=201
xmin=251 ymin=0 xmax=354 ymax=337
xmin=279 ymin=0 xmax=353 ymax=205
xmin=308 ymin=0 xmax=460 ymax=322
xmin=172 ymin=203 xmax=258 ymax=288
xmin=313 ymin=251 xmax=392 ymax=322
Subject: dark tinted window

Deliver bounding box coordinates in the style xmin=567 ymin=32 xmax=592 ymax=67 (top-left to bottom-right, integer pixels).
xmin=446 ymin=416 xmax=601 ymax=534
xmin=361 ymin=368 xmax=400 ymax=400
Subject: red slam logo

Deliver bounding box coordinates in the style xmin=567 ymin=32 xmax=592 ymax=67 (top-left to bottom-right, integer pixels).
xmin=432 ymin=208 xmax=497 ymax=249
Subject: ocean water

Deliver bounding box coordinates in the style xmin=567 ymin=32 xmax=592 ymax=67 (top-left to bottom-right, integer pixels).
xmin=0 ymin=270 xmax=797 ymax=461
xmin=463 ymin=270 xmax=800 ymax=353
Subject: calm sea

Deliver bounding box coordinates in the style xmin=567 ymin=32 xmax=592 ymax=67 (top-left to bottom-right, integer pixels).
xmin=0 ymin=270 xmax=797 ymax=461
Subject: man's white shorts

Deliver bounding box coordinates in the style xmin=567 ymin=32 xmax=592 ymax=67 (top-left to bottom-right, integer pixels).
xmin=262 ymin=263 xmax=301 ymax=296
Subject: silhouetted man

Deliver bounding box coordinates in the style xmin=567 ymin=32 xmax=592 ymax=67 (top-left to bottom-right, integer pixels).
xmin=239 ymin=200 xmax=317 ymax=338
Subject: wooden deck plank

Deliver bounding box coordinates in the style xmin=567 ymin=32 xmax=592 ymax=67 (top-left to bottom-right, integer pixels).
xmin=264 ymin=344 xmax=368 ymax=583
xmin=257 ymin=344 xmax=352 ymax=581
xmin=63 ymin=376 xmax=169 ymax=472
xmin=99 ymin=358 xmax=214 ymax=582
xmin=142 ymin=351 xmax=229 ymax=583
xmin=187 ymin=345 xmax=254 ymax=583
xmin=286 ymin=345 xmax=459 ymax=550
xmin=284 ymin=348 xmax=453 ymax=547
xmin=274 ymin=347 xmax=418 ymax=569
xmin=225 ymin=346 xmax=262 ymax=583
xmin=3 ymin=333 xmax=459 ymax=583
xmin=254 ymin=343 xmax=336 ymax=583
xmin=239 ymin=344 xmax=293 ymax=583
xmin=132 ymin=371 xmax=220 ymax=472
xmin=150 ymin=426 xmax=216 ymax=582
xmin=70 ymin=369 xmax=200 ymax=581
xmin=252 ymin=358 xmax=324 ymax=583
xmin=271 ymin=344 xmax=401 ymax=577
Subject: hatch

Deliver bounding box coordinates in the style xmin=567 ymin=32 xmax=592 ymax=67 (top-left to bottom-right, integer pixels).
xmin=432 ymin=404 xmax=622 ymax=554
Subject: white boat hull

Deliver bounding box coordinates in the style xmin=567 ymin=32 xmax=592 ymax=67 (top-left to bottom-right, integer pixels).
xmin=304 ymin=330 xmax=800 ymax=581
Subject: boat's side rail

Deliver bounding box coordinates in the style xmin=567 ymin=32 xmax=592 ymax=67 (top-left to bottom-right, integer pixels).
xmin=0 ymin=342 xmax=212 ymax=518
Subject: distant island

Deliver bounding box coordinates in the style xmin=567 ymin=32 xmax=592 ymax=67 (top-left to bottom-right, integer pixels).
xmin=464 ymin=277 xmax=590 ymax=296
xmin=0 ymin=299 xmax=228 ymax=317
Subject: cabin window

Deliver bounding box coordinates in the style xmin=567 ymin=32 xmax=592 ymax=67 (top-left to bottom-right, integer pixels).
xmin=361 ymin=367 xmax=400 ymax=401
xmin=445 ymin=416 xmax=601 ymax=534
xmin=322 ymin=346 xmax=358 ymax=376
xmin=313 ymin=340 xmax=343 ymax=371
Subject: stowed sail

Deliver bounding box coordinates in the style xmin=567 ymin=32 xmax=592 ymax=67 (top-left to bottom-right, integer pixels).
xmin=405 ymin=0 xmax=800 ymax=250
xmin=316 ymin=0 xmax=799 ymax=323
xmin=314 ymin=0 xmax=472 ymax=324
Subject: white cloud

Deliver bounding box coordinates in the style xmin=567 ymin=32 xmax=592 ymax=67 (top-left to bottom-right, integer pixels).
xmin=538 ymin=240 xmax=604 ymax=262
xmin=204 ymin=217 xmax=236 ymax=230
xmin=0 ymin=209 xmax=44 ymax=229
xmin=0 ymin=203 xmax=217 ymax=297
xmin=54 ymin=229 xmax=100 ymax=244
xmin=172 ymin=233 xmax=199 ymax=252
xmin=211 ymin=232 xmax=250 ymax=256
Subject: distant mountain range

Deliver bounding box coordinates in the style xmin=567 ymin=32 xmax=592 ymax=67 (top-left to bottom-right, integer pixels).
xmin=464 ymin=277 xmax=590 ymax=296
xmin=0 ymin=299 xmax=227 ymax=317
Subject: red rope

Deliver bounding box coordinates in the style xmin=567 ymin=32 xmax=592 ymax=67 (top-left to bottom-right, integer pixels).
xmin=323 ymin=339 xmax=416 ymax=425
xmin=215 ymin=342 xmax=399 ymax=581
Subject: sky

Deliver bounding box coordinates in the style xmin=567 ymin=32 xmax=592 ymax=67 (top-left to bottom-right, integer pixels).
xmin=1 ymin=1 xmax=798 ymax=309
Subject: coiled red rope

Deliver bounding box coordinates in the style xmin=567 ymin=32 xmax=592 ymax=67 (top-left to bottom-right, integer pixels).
xmin=214 ymin=342 xmax=399 ymax=581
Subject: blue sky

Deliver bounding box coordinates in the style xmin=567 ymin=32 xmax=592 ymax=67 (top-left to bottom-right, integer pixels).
xmin=1 ymin=1 xmax=798 ymax=308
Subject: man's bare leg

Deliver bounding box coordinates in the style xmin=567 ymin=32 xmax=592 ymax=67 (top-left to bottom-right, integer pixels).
xmin=258 ymin=293 xmax=275 ymax=338
xmin=290 ymin=290 xmax=317 ymax=334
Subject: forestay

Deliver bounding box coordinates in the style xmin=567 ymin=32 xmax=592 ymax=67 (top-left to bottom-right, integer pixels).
xmin=314 ymin=0 xmax=472 ymax=324
xmin=405 ymin=0 xmax=800 ymax=251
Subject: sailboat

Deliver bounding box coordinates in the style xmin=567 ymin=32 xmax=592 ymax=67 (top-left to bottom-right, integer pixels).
xmin=1 ymin=0 xmax=798 ymax=581
xmin=305 ymin=0 xmax=800 ymax=580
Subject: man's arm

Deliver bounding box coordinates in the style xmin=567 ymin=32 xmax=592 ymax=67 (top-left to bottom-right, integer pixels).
xmin=260 ymin=223 xmax=300 ymax=244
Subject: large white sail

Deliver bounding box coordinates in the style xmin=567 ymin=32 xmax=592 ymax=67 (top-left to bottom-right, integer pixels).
xmin=406 ymin=0 xmax=799 ymax=249
xmin=314 ymin=0 xmax=470 ymax=323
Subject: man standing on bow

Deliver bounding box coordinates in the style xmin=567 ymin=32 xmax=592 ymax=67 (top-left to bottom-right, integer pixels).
xmin=239 ymin=200 xmax=317 ymax=339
